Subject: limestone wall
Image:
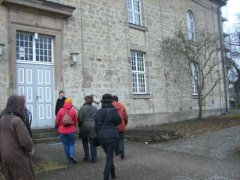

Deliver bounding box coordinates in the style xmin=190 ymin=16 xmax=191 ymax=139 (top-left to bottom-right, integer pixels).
xmin=0 ymin=0 xmax=226 ymax=126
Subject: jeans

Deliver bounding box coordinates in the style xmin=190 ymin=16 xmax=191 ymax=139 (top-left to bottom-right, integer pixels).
xmin=82 ymin=138 xmax=97 ymax=162
xmin=102 ymin=142 xmax=116 ymax=180
xmin=115 ymin=132 xmax=125 ymax=155
xmin=60 ymin=133 xmax=76 ymax=161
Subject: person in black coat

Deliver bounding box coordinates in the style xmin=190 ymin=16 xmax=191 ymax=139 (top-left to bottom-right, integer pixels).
xmin=95 ymin=94 xmax=121 ymax=180
xmin=55 ymin=91 xmax=66 ymax=116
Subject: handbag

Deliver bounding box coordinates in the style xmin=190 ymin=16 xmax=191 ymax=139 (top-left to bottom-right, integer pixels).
xmin=93 ymin=108 xmax=109 ymax=147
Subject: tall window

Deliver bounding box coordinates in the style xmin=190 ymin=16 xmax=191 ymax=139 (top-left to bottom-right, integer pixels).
xmin=16 ymin=32 xmax=53 ymax=63
xmin=131 ymin=51 xmax=146 ymax=94
xmin=186 ymin=10 xmax=196 ymax=41
xmin=190 ymin=62 xmax=199 ymax=95
xmin=128 ymin=0 xmax=142 ymax=26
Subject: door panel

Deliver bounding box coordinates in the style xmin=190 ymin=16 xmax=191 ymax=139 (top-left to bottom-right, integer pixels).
xmin=17 ymin=64 xmax=54 ymax=128
xmin=35 ymin=65 xmax=54 ymax=127
xmin=17 ymin=64 xmax=36 ymax=127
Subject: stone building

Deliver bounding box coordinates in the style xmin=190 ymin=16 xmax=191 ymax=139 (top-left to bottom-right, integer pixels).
xmin=0 ymin=0 xmax=227 ymax=128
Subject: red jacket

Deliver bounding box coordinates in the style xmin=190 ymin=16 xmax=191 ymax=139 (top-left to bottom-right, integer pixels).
xmin=112 ymin=101 xmax=128 ymax=132
xmin=56 ymin=102 xmax=77 ymax=134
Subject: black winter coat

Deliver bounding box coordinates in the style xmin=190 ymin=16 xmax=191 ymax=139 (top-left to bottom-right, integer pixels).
xmin=95 ymin=107 xmax=121 ymax=145
xmin=55 ymin=97 xmax=66 ymax=116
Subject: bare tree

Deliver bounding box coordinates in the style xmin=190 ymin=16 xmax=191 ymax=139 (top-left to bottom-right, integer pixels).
xmin=225 ymin=26 xmax=240 ymax=107
xmin=162 ymin=28 xmax=222 ymax=119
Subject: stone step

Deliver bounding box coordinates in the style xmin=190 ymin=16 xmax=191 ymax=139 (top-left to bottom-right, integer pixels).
xmin=32 ymin=127 xmax=79 ymax=144
xmin=32 ymin=131 xmax=58 ymax=139
xmin=32 ymin=127 xmax=58 ymax=144
xmin=33 ymin=137 xmax=60 ymax=144
xmin=32 ymin=127 xmax=56 ymax=133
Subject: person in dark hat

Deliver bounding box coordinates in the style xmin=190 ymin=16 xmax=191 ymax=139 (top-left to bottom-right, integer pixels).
xmin=95 ymin=94 xmax=121 ymax=180
xmin=55 ymin=90 xmax=66 ymax=116
xmin=55 ymin=91 xmax=66 ymax=129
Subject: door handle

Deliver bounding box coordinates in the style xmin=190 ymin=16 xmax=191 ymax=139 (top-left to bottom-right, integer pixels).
xmin=36 ymin=96 xmax=42 ymax=101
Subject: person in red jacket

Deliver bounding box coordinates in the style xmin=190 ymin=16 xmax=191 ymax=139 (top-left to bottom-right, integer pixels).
xmin=56 ymin=98 xmax=78 ymax=164
xmin=112 ymin=96 xmax=128 ymax=159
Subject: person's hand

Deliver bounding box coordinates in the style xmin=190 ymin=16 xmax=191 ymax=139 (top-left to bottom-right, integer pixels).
xmin=29 ymin=148 xmax=34 ymax=156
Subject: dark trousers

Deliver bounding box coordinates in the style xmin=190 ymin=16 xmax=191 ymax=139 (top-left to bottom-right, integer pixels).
xmin=82 ymin=138 xmax=97 ymax=162
xmin=102 ymin=142 xmax=116 ymax=180
xmin=115 ymin=131 xmax=125 ymax=155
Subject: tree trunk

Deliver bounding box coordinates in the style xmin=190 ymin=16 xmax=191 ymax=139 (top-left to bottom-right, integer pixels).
xmin=234 ymin=81 xmax=240 ymax=108
xmin=198 ymin=105 xmax=202 ymax=120
xmin=197 ymin=96 xmax=202 ymax=120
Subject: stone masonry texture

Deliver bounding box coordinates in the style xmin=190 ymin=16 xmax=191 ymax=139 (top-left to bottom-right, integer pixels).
xmin=0 ymin=0 xmax=226 ymax=127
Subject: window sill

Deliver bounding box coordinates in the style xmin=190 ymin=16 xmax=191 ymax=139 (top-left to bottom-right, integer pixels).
xmin=188 ymin=40 xmax=198 ymax=46
xmin=132 ymin=94 xmax=151 ymax=99
xmin=129 ymin=23 xmax=147 ymax=32
xmin=192 ymin=94 xmax=199 ymax=99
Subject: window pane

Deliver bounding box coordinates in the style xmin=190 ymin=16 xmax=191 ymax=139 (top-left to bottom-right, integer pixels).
xmin=131 ymin=52 xmax=136 ymax=71
xmin=131 ymin=51 xmax=146 ymax=94
xmin=128 ymin=11 xmax=134 ymax=24
xmin=16 ymin=32 xmax=33 ymax=61
xmin=186 ymin=11 xmax=195 ymax=41
xmin=36 ymin=35 xmax=52 ymax=63
xmin=133 ymin=0 xmax=140 ymax=12
xmin=128 ymin=0 xmax=132 ymax=10
xmin=190 ymin=62 xmax=198 ymax=95
xmin=128 ymin=0 xmax=142 ymax=25
xmin=132 ymin=73 xmax=138 ymax=93
xmin=137 ymin=52 xmax=144 ymax=71
xmin=134 ymin=13 xmax=141 ymax=25
xmin=138 ymin=74 xmax=146 ymax=93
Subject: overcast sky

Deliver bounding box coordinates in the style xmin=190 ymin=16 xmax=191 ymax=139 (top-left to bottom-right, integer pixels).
xmin=222 ymin=0 xmax=240 ymax=32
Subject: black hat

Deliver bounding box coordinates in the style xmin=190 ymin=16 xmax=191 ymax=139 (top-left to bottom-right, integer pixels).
xmin=112 ymin=95 xmax=118 ymax=101
xmin=59 ymin=90 xmax=64 ymax=94
xmin=101 ymin=94 xmax=113 ymax=103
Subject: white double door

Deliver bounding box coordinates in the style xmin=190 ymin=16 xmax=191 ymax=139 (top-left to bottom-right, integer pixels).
xmin=17 ymin=63 xmax=55 ymax=128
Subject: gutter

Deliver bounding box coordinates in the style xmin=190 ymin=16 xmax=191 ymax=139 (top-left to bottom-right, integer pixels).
xmin=217 ymin=6 xmax=228 ymax=114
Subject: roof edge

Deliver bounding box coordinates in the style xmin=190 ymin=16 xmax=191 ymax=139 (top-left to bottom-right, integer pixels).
xmin=1 ymin=0 xmax=76 ymax=18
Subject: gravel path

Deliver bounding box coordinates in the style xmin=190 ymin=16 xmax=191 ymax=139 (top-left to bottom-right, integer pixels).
xmin=35 ymin=126 xmax=240 ymax=180
xmin=151 ymin=125 xmax=240 ymax=160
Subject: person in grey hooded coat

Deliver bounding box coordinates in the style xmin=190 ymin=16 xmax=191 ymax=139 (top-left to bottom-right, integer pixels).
xmin=78 ymin=95 xmax=97 ymax=162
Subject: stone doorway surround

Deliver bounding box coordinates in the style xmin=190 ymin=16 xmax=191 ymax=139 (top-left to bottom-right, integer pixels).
xmin=1 ymin=0 xmax=75 ymax=95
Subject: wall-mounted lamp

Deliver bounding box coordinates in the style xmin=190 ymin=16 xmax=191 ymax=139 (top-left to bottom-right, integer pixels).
xmin=0 ymin=44 xmax=5 ymax=56
xmin=71 ymin=53 xmax=79 ymax=67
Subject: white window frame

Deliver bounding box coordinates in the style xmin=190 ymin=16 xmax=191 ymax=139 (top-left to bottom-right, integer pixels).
xmin=186 ymin=10 xmax=196 ymax=42
xmin=131 ymin=50 xmax=147 ymax=94
xmin=190 ymin=62 xmax=199 ymax=96
xmin=128 ymin=0 xmax=142 ymax=26
xmin=16 ymin=31 xmax=54 ymax=65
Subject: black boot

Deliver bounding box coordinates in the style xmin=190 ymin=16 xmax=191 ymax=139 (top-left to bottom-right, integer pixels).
xmin=111 ymin=168 xmax=115 ymax=179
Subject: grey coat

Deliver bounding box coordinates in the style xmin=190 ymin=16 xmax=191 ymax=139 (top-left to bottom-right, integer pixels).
xmin=78 ymin=104 xmax=97 ymax=138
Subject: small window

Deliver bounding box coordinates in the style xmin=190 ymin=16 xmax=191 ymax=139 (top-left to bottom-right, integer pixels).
xmin=131 ymin=51 xmax=147 ymax=94
xmin=190 ymin=62 xmax=199 ymax=95
xmin=128 ymin=0 xmax=142 ymax=26
xmin=186 ymin=10 xmax=196 ymax=41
